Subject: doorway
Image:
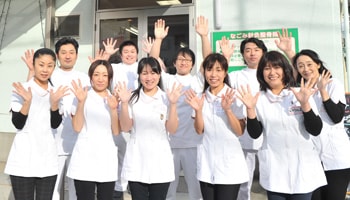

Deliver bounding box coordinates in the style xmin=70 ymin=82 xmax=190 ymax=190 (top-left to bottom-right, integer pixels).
xmin=95 ymin=6 xmax=194 ymax=72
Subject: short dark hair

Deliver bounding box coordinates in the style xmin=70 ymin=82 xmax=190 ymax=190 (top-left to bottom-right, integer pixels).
xmin=119 ymin=40 xmax=138 ymax=55
xmin=240 ymin=37 xmax=267 ymax=55
xmin=174 ymin=47 xmax=196 ymax=66
xmin=55 ymin=37 xmax=79 ymax=54
xmin=88 ymin=60 xmax=113 ymax=89
xmin=257 ymin=51 xmax=296 ymax=91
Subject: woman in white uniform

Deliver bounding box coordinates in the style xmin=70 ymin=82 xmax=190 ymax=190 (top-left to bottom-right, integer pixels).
xmin=185 ymin=53 xmax=249 ymax=200
xmin=116 ymin=57 xmax=182 ymax=200
xmin=292 ymin=49 xmax=350 ymax=200
xmin=237 ymin=51 xmax=327 ymax=200
xmin=68 ymin=60 xmax=120 ymax=200
xmin=6 ymin=48 xmax=68 ymax=200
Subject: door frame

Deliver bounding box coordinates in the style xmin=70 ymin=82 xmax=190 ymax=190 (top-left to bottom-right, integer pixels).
xmin=95 ymin=6 xmax=195 ymax=59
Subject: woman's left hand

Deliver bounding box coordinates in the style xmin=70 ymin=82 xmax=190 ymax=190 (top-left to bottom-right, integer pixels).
xmin=50 ymin=85 xmax=70 ymax=110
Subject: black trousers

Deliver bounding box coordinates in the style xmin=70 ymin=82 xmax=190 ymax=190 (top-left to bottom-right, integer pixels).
xmin=128 ymin=181 xmax=170 ymax=200
xmin=10 ymin=175 xmax=57 ymax=200
xmin=312 ymin=168 xmax=350 ymax=200
xmin=74 ymin=179 xmax=115 ymax=200
xmin=199 ymin=181 xmax=240 ymax=200
xmin=267 ymin=191 xmax=312 ymax=200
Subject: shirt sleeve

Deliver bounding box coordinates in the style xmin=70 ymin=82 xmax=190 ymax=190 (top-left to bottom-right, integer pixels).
xmin=11 ymin=111 xmax=28 ymax=129
xmin=303 ymin=109 xmax=323 ymax=136
xmin=51 ymin=109 xmax=62 ymax=129
xmin=247 ymin=117 xmax=263 ymax=139
xmin=323 ymin=99 xmax=345 ymax=123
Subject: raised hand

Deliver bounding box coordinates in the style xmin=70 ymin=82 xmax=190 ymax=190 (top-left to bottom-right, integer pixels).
xmin=71 ymin=79 xmax=88 ymax=103
xmin=167 ymin=82 xmax=183 ymax=104
xmin=88 ymin=49 xmax=109 ymax=63
xmin=154 ymin=19 xmax=169 ymax=40
xmin=291 ymin=78 xmax=316 ymax=106
xmin=185 ymin=89 xmax=204 ymax=111
xmin=221 ymin=88 xmax=236 ymax=111
xmin=12 ymin=82 xmax=32 ymax=102
xmin=21 ymin=49 xmax=35 ymax=71
xmin=275 ymin=28 xmax=293 ymax=52
xmin=219 ymin=36 xmax=234 ymax=62
xmin=103 ymin=37 xmax=119 ymax=56
xmin=50 ymin=85 xmax=70 ymax=110
xmin=115 ymin=81 xmax=132 ymax=103
xmin=142 ymin=37 xmax=154 ymax=54
xmin=317 ymin=70 xmax=332 ymax=91
xmin=195 ymin=15 xmax=209 ymax=37
xmin=236 ymin=84 xmax=259 ymax=109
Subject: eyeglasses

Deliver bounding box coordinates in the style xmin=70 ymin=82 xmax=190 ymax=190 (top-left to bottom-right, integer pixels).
xmin=176 ymin=58 xmax=192 ymax=63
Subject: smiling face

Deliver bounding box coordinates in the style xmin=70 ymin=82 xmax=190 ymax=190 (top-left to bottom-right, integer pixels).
xmin=33 ymin=54 xmax=56 ymax=88
xmin=56 ymin=43 xmax=78 ymax=71
xmin=120 ymin=45 xmax=138 ymax=65
xmin=263 ymin=63 xmax=285 ymax=94
xmin=140 ymin=65 xmax=161 ymax=94
xmin=296 ymin=55 xmax=321 ymax=81
xmin=204 ymin=61 xmax=227 ymax=93
xmin=174 ymin=52 xmax=193 ymax=75
xmin=91 ymin=64 xmax=109 ymax=93
xmin=243 ymin=42 xmax=264 ymax=69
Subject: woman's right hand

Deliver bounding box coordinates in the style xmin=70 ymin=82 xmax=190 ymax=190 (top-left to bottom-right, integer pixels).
xmin=12 ymin=82 xmax=32 ymax=103
xmin=115 ymin=81 xmax=131 ymax=103
xmin=185 ymin=89 xmax=204 ymax=111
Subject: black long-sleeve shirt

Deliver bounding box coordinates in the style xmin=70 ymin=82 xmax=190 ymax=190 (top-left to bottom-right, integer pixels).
xmin=11 ymin=109 xmax=62 ymax=129
xmin=247 ymin=109 xmax=323 ymax=138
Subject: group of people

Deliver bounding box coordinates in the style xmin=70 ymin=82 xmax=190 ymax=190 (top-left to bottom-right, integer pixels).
xmin=4 ymin=15 xmax=350 ymax=200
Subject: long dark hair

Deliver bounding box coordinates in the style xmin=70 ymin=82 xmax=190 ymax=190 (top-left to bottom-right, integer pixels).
xmin=129 ymin=57 xmax=164 ymax=104
xmin=292 ymin=49 xmax=331 ymax=84
xmin=202 ymin=53 xmax=230 ymax=93
xmin=257 ymin=51 xmax=296 ymax=92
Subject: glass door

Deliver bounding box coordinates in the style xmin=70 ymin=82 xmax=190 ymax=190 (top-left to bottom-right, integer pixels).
xmin=95 ymin=6 xmax=194 ymax=68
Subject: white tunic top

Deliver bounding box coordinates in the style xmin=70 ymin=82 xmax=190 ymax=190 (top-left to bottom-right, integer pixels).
xmin=5 ymin=79 xmax=58 ymax=177
xmin=162 ymin=72 xmax=203 ymax=148
xmin=312 ymin=78 xmax=350 ymax=170
xmin=50 ymin=68 xmax=90 ymax=155
xmin=255 ymin=89 xmax=327 ymax=193
xmin=229 ymin=68 xmax=263 ymax=150
xmin=111 ymin=62 xmax=138 ymax=90
xmin=121 ymin=88 xmax=175 ymax=183
xmin=196 ymin=84 xmax=249 ymax=184
xmin=67 ymin=89 xmax=119 ymax=182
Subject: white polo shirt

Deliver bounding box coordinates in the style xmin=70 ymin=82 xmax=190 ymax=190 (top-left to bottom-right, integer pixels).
xmin=312 ymin=78 xmax=350 ymax=170
xmin=121 ymin=87 xmax=175 ymax=183
xmin=229 ymin=67 xmax=263 ymax=150
xmin=5 ymin=79 xmax=58 ymax=177
xmin=162 ymin=72 xmax=203 ymax=148
xmin=196 ymin=84 xmax=249 ymax=184
xmin=255 ymin=89 xmax=327 ymax=193
xmin=67 ymin=89 xmax=119 ymax=182
xmin=50 ymin=68 xmax=90 ymax=155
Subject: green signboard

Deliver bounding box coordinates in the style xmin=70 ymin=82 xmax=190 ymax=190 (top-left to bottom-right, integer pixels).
xmin=212 ymin=28 xmax=299 ymax=72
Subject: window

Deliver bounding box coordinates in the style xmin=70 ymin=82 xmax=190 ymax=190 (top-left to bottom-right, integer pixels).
xmin=54 ymin=15 xmax=80 ymax=38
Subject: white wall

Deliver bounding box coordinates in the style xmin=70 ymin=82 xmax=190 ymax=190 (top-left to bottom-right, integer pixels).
xmin=195 ymin=0 xmax=344 ymax=84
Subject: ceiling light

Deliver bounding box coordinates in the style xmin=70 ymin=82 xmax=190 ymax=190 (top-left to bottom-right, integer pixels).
xmin=156 ymin=0 xmax=181 ymax=6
